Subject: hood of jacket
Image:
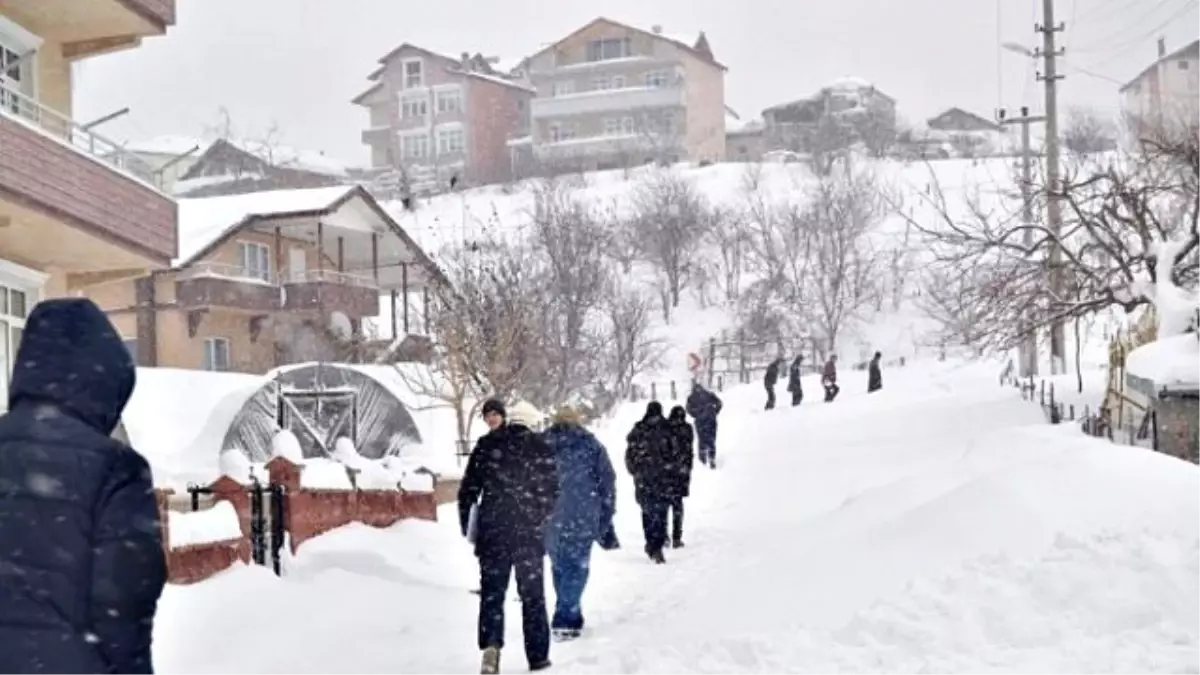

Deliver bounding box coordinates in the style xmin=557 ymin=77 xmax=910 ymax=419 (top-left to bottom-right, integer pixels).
xmin=9 ymin=298 xmax=136 ymax=435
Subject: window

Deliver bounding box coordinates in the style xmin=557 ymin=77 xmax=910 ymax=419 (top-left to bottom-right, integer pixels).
xmin=1180 ymin=60 xmax=1190 ymax=70
xmin=621 ymin=116 xmax=636 ymax=134
xmin=401 ymin=96 xmax=428 ymax=119
xmin=548 ymin=123 xmax=575 ymax=142
xmin=436 ymin=88 xmax=463 ymax=114
xmin=586 ymin=37 xmax=632 ymax=62
xmin=402 ymin=59 xmax=423 ymax=88
xmin=203 ymin=338 xmax=231 ymax=372
xmin=0 ymin=46 xmax=25 ymax=113
xmin=237 ymin=242 xmax=271 ymax=281
xmin=402 ymin=133 xmax=429 ymax=159
xmin=645 ymin=70 xmax=670 ymax=88
xmin=437 ymin=127 xmax=465 ymax=154
xmin=551 ymin=80 xmax=575 ymax=97
xmin=592 ymin=77 xmax=611 ymax=91
xmin=612 ymin=75 xmax=626 ymax=88
xmin=604 ymin=117 xmax=621 ymax=135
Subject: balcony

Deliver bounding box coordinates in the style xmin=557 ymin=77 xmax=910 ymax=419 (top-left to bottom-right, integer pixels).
xmin=0 ymin=81 xmax=176 ymax=264
xmin=2 ymin=0 xmax=176 ymax=41
xmin=175 ymin=263 xmax=282 ymax=313
xmin=282 ymin=270 xmax=381 ymax=317
xmin=531 ymin=85 xmax=685 ymax=119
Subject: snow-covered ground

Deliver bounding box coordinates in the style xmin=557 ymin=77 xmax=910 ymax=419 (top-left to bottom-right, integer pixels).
xmin=154 ymin=359 xmax=1198 ymax=673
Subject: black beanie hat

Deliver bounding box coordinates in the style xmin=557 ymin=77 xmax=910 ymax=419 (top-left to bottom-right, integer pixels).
xmin=481 ymin=398 xmax=506 ymax=418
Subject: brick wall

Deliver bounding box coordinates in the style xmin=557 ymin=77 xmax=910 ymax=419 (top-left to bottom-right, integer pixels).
xmin=1153 ymin=395 xmax=1199 ymax=463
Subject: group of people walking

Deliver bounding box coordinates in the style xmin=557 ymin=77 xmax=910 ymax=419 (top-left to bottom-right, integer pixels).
xmin=762 ymin=351 xmax=884 ymax=410
xmin=457 ymin=381 xmax=723 ymax=673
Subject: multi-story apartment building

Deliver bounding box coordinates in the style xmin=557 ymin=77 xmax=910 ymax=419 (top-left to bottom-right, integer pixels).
xmin=515 ymin=18 xmax=727 ymax=172
xmin=353 ymin=45 xmax=533 ymax=191
xmin=0 ymin=0 xmax=178 ymax=407
xmin=1120 ymin=38 xmax=1199 ymax=146
xmin=762 ymin=78 xmax=897 ymax=157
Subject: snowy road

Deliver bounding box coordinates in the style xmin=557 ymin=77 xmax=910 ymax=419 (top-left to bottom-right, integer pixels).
xmin=154 ymin=361 xmax=1199 ymax=673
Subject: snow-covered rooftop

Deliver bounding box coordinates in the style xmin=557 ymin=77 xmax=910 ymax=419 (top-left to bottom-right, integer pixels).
xmin=122 ymin=135 xmax=359 ymax=177
xmin=175 ymin=185 xmax=357 ymax=266
xmin=1126 ymin=333 xmax=1200 ymax=393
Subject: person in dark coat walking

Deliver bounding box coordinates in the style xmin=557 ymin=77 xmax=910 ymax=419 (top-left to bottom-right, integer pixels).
xmin=666 ymin=406 xmax=694 ymax=548
xmin=625 ymin=402 xmax=679 ymax=563
xmin=822 ymin=355 xmax=841 ymax=402
xmin=459 ymin=399 xmax=560 ymax=674
xmin=685 ymin=382 xmax=722 ymax=468
xmin=868 ymin=351 xmax=883 ymax=393
xmin=0 ymin=298 xmax=166 ymax=675
xmin=541 ymin=406 xmax=617 ymax=641
xmin=763 ymin=357 xmax=784 ymax=410
xmin=786 ymin=355 xmax=805 ymax=406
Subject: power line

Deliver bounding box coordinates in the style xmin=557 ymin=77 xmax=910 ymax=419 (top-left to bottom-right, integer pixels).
xmin=1072 ymin=0 xmax=1196 ymax=58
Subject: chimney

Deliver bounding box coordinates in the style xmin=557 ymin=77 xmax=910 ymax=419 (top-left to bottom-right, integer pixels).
xmin=461 ymin=51 xmax=471 ymax=69
xmin=651 ymin=24 xmax=663 ymax=34
xmin=1157 ymin=37 xmax=1166 ymax=58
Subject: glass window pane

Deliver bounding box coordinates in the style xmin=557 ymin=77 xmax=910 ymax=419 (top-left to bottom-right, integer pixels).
xmin=0 ymin=287 xmax=8 ymax=315
xmin=10 ymin=289 xmax=25 ymax=318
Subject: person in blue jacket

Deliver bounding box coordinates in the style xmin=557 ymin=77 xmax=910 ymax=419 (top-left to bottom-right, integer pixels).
xmin=541 ymin=405 xmax=617 ymax=641
xmin=0 ymin=298 xmax=167 ymax=674
xmin=685 ymin=381 xmax=723 ymax=468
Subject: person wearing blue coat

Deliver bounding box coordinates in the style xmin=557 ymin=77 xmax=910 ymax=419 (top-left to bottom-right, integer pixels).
xmin=0 ymin=298 xmax=167 ymax=674
xmin=541 ymin=406 xmax=617 ymax=641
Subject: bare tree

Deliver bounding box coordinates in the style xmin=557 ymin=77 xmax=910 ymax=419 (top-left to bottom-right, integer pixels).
xmin=902 ymin=135 xmax=1199 ymax=352
xmin=626 ymin=170 xmax=714 ymax=320
xmin=599 ymin=283 xmax=664 ymax=409
xmin=527 ymin=178 xmax=615 ymax=403
xmin=805 ymin=161 xmax=886 ymax=350
xmin=1064 ymin=106 xmax=1119 ymax=154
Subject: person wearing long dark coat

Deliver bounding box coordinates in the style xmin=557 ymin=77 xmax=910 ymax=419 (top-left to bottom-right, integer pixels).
xmin=625 ymin=402 xmax=679 ymax=563
xmin=0 ymin=298 xmax=166 ymax=674
xmin=822 ymin=355 xmax=841 ymax=402
xmin=868 ymin=351 xmax=883 ymax=393
xmin=763 ymin=357 xmax=784 ymax=410
xmin=685 ymin=382 xmax=723 ymax=468
xmin=459 ymin=399 xmax=560 ymax=674
xmin=786 ymin=355 xmax=805 ymax=406
xmin=666 ymin=406 xmax=695 ymax=548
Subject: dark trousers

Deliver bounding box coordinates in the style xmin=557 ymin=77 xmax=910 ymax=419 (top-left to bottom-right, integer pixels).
xmin=547 ymin=537 xmax=592 ymax=631
xmin=764 ymin=383 xmax=777 ymax=410
xmin=696 ymin=425 xmax=717 ymax=465
xmin=823 ymin=382 xmax=840 ymax=402
xmin=478 ymin=551 xmax=550 ymax=666
xmin=640 ymin=498 xmax=670 ymax=554
xmin=669 ymin=497 xmax=684 ymax=542
xmin=790 ymin=389 xmax=803 ymax=406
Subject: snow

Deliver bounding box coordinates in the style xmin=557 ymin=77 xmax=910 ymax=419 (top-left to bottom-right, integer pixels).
xmin=166 ymin=501 xmax=242 ymax=549
xmin=119 ymin=136 xmax=358 ymax=177
xmin=332 ymin=437 xmax=398 ymax=490
xmin=1126 ymin=334 xmax=1200 ymax=392
xmin=298 ymin=458 xmax=353 ymax=490
xmin=153 ymin=359 xmax=1199 ymax=673
xmin=175 ymin=185 xmax=356 ymax=266
xmin=826 ymin=75 xmax=875 ymax=91
xmin=270 ymin=430 xmax=304 ymax=463
xmin=124 ymin=135 xmax=205 ymax=157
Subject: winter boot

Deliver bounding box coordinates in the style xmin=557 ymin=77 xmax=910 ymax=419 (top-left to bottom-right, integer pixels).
xmin=530 ymin=658 xmax=553 ymax=671
xmin=649 ymin=549 xmax=666 ymax=564
xmin=481 ymin=647 xmax=501 ymax=675
xmin=552 ymin=628 xmax=582 ymax=642
xmin=672 ymin=538 xmax=685 ymax=549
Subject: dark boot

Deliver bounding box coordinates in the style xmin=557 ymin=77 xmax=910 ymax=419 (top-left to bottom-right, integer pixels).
xmin=649 ymin=549 xmax=666 ymax=564
xmin=481 ymin=647 xmax=501 ymax=674
xmin=530 ymin=658 xmax=553 ymax=672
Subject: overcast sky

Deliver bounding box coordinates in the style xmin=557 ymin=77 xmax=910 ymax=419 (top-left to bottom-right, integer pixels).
xmin=74 ymin=0 xmax=1199 ymax=166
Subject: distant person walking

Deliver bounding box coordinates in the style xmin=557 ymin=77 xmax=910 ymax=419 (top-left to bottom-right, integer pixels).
xmin=685 ymin=381 xmax=723 ymax=468
xmin=541 ymin=406 xmax=617 ymax=641
xmin=822 ymin=355 xmax=841 ymax=402
xmin=625 ymin=402 xmax=681 ymax=563
xmin=868 ymin=351 xmax=883 ymax=394
xmin=459 ymin=399 xmax=560 ymax=674
xmin=666 ymin=406 xmax=695 ymax=548
xmin=0 ymin=298 xmax=167 ymax=674
xmin=763 ymin=357 xmax=784 ymax=410
xmin=787 ymin=355 xmax=805 ymax=406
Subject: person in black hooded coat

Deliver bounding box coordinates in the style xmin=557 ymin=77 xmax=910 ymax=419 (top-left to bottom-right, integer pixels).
xmin=625 ymin=401 xmax=678 ymax=563
xmin=0 ymin=298 xmax=166 ymax=674
xmin=458 ymin=399 xmax=559 ymax=673
xmin=666 ymin=406 xmax=694 ymax=548
xmin=786 ymin=355 xmax=804 ymax=406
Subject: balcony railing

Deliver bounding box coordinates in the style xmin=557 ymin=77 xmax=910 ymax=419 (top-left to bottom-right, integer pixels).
xmin=282 ymin=270 xmax=378 ymax=288
xmin=0 ymin=80 xmax=165 ymax=192
xmin=530 ymin=85 xmax=685 ymax=118
xmin=177 ymin=262 xmax=274 ymax=283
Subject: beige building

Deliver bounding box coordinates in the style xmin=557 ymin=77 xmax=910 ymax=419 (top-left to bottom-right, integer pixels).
xmin=0 ymin=0 xmax=178 ymax=407
xmin=515 ymin=17 xmax=727 ymax=171
xmin=87 ymin=185 xmax=446 ymax=374
xmin=1120 ymin=39 xmax=1199 ymax=146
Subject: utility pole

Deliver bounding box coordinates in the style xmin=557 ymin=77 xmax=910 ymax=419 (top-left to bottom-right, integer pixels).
xmin=1036 ymin=0 xmax=1066 ymax=374
xmin=998 ymin=106 xmax=1046 ymax=378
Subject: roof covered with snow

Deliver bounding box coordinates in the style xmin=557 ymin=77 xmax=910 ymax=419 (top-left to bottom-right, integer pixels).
xmin=1125 ymin=333 xmax=1200 ymax=393
xmin=124 ymin=136 xmax=358 ymax=177
xmin=175 ymin=185 xmax=358 ymax=266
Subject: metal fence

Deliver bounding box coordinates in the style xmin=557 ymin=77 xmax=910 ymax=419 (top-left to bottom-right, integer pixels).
xmin=1002 ymin=375 xmax=1158 ymax=450
xmin=186 ymin=478 xmax=288 ymax=575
